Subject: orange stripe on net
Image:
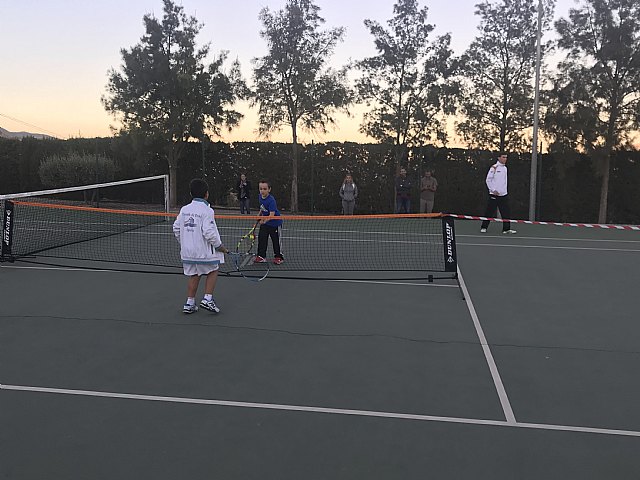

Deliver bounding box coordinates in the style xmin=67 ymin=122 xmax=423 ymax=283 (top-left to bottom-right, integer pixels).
xmin=13 ymin=201 xmax=445 ymax=221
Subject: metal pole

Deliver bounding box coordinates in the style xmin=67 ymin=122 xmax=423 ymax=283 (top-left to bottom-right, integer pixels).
xmin=310 ymin=140 xmax=315 ymax=214
xmin=95 ymin=139 xmax=100 ymax=207
xmin=536 ymin=141 xmax=543 ymax=218
xmin=164 ymin=174 xmax=170 ymax=213
xmin=529 ymin=0 xmax=543 ymax=221
xmin=201 ymin=135 xmax=206 ymax=177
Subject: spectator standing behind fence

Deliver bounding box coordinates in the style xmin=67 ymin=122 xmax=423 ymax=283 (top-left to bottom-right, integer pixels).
xmin=395 ymin=168 xmax=412 ymax=213
xmin=236 ymin=173 xmax=252 ymax=214
xmin=420 ymin=170 xmax=438 ymax=213
xmin=480 ymin=153 xmax=517 ymax=234
xmin=339 ymin=174 xmax=358 ymax=215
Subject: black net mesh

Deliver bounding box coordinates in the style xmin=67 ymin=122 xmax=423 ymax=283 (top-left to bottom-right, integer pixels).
xmin=2 ymin=182 xmax=457 ymax=277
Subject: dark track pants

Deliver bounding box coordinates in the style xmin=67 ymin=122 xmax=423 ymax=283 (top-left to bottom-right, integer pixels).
xmin=257 ymin=224 xmax=283 ymax=259
xmin=239 ymin=198 xmax=250 ymax=214
xmin=481 ymin=194 xmax=512 ymax=231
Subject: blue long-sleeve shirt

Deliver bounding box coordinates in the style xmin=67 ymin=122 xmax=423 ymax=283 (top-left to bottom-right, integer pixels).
xmin=258 ymin=194 xmax=283 ymax=227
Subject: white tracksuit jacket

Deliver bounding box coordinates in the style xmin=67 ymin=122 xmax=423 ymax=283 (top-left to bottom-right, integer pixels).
xmin=485 ymin=162 xmax=508 ymax=196
xmin=173 ymin=198 xmax=225 ymax=265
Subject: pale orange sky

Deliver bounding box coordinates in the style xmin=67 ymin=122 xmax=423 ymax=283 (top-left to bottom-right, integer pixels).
xmin=1 ymin=0 xmax=578 ymax=145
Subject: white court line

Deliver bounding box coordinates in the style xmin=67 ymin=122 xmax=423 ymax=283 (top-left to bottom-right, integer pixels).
xmin=17 ymin=222 xmax=440 ymax=238
xmin=459 ymin=234 xmax=640 ymax=244
xmin=277 ymin=235 xmax=434 ymax=245
xmin=0 ymin=264 xmax=120 ymax=273
xmin=458 ymin=242 xmax=640 ymax=253
xmin=457 ymin=265 xmax=516 ymax=424
xmin=326 ymin=279 xmax=457 ymax=287
xmin=2 ymin=384 xmax=639 ymax=438
xmin=17 ymin=219 xmax=640 ymax=242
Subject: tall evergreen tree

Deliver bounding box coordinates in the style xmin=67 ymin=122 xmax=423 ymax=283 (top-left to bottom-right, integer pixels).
xmin=102 ymin=0 xmax=246 ymax=206
xmin=545 ymin=0 xmax=640 ymax=223
xmin=456 ymin=0 xmax=555 ymax=152
xmin=252 ymin=0 xmax=352 ymax=212
xmin=356 ymin=0 xmax=459 ymax=171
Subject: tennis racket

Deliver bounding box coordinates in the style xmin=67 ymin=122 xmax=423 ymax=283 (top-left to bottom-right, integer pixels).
xmin=229 ymin=218 xmax=269 ymax=281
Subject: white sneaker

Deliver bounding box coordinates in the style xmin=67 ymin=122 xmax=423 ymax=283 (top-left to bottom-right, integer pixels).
xmin=200 ymin=298 xmax=220 ymax=313
xmin=480 ymin=228 xmax=487 ymax=233
xmin=502 ymin=229 xmax=517 ymax=234
xmin=183 ymin=303 xmax=198 ymax=314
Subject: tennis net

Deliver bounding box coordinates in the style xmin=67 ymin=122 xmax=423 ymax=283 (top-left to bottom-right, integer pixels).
xmin=1 ymin=178 xmax=457 ymax=278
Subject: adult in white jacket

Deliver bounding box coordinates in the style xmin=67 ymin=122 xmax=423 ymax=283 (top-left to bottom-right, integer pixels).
xmin=173 ymin=178 xmax=228 ymax=314
xmin=480 ymin=153 xmax=516 ymax=234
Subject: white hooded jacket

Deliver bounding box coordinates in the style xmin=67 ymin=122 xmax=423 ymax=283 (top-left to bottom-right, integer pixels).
xmin=173 ymin=198 xmax=225 ymax=265
xmin=485 ymin=162 xmax=508 ymax=196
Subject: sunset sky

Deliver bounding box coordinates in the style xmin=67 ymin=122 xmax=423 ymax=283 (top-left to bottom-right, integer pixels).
xmin=1 ymin=0 xmax=577 ymax=144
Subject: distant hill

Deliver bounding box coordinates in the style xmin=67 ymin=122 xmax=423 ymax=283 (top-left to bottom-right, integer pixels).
xmin=0 ymin=126 xmax=56 ymax=140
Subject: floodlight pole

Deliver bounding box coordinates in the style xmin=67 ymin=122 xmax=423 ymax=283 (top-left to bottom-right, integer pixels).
xmin=201 ymin=134 xmax=207 ymax=177
xmin=311 ymin=139 xmax=315 ymax=214
xmin=529 ymin=0 xmax=543 ymax=221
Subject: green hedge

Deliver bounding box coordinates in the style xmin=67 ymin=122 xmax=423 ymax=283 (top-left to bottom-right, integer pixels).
xmin=1 ymin=136 xmax=638 ymax=224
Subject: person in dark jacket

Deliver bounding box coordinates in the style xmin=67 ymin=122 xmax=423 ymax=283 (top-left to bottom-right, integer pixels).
xmin=236 ymin=173 xmax=252 ymax=214
xmin=395 ymin=168 xmax=412 ymax=213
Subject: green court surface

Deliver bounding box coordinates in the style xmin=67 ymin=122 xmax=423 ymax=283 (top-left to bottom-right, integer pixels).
xmin=1 ymin=219 xmax=639 ymax=479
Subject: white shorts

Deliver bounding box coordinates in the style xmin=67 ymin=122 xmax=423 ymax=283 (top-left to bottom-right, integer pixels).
xmin=182 ymin=263 xmax=219 ymax=276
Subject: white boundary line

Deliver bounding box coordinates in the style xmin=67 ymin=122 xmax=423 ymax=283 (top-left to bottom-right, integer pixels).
xmin=2 ymin=384 xmax=639 ymax=438
xmin=326 ymin=279 xmax=457 ymax=287
xmin=448 ymin=214 xmax=640 ymax=231
xmin=457 ymin=265 xmax=516 ymax=424
xmin=458 ymin=242 xmax=640 ymax=253
xmin=0 ymin=265 xmax=120 ymax=273
xmin=458 ymin=234 xmax=640 ymax=244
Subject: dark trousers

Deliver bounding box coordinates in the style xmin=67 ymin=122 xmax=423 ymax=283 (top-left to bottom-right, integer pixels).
xmin=481 ymin=194 xmax=511 ymax=231
xmin=239 ymin=198 xmax=250 ymax=214
xmin=396 ymin=196 xmax=411 ymax=214
xmin=257 ymin=224 xmax=283 ymax=258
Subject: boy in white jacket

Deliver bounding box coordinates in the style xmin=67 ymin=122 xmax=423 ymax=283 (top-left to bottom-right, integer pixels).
xmin=173 ymin=179 xmax=228 ymax=314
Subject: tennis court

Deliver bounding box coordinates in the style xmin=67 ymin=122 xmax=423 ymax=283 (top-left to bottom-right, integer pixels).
xmin=1 ymin=193 xmax=640 ymax=477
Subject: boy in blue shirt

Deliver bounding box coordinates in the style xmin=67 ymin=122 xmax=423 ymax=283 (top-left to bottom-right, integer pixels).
xmin=255 ymin=180 xmax=284 ymax=265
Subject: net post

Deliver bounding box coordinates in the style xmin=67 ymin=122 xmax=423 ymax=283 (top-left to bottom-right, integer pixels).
xmin=163 ymin=174 xmax=170 ymax=213
xmin=1 ymin=200 xmax=15 ymax=262
xmin=441 ymin=215 xmax=457 ymax=273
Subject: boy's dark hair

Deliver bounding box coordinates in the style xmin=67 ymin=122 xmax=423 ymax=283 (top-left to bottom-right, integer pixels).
xmin=190 ymin=178 xmax=209 ymax=199
xmin=258 ymin=179 xmax=271 ymax=188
